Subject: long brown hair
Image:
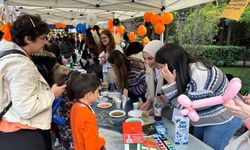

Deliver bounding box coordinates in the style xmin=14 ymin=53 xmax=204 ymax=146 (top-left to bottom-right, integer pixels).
xmin=155 ymin=43 xmax=213 ymax=96
xmin=99 ymin=29 xmax=115 ymax=53
xmin=85 ymin=28 xmax=100 ymax=55
xmin=107 ymin=50 xmax=130 ymax=90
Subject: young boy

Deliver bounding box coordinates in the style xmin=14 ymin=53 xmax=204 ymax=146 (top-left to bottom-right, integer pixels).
xmin=69 ymin=73 xmax=105 ymax=150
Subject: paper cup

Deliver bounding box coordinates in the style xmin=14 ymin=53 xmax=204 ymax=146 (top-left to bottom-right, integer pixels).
xmin=115 ymin=100 xmax=122 ymax=109
xmin=133 ymin=102 xmax=140 ymax=110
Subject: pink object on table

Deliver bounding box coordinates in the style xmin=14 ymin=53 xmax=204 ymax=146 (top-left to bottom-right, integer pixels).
xmin=177 ymin=78 xmax=242 ymax=122
xmin=62 ymin=57 xmax=68 ymax=65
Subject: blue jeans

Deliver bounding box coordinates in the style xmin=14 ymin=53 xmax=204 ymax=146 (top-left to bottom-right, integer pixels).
xmin=193 ymin=117 xmax=242 ymax=150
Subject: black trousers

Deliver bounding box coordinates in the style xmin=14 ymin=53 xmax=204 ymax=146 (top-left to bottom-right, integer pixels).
xmin=0 ymin=129 xmax=52 ymax=150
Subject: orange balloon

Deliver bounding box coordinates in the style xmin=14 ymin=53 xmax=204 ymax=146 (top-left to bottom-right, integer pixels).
xmin=5 ymin=22 xmax=12 ymax=28
xmin=142 ymin=36 xmax=150 ymax=46
xmin=118 ymin=25 xmax=125 ymax=35
xmin=1 ymin=22 xmax=11 ymax=33
xmin=108 ymin=26 xmax=114 ymax=33
xmin=143 ymin=12 xmax=153 ymax=22
xmin=137 ymin=25 xmax=147 ymax=37
xmin=1 ymin=22 xmax=12 ymax=41
xmin=55 ymin=23 xmax=63 ymax=28
xmin=128 ymin=32 xmax=136 ymax=42
xmin=115 ymin=32 xmax=120 ymax=44
xmin=54 ymin=23 xmax=59 ymax=28
xmin=161 ymin=12 xmax=174 ymax=25
xmin=107 ymin=19 xmax=114 ymax=29
xmin=150 ymin=14 xmax=161 ymax=25
xmin=154 ymin=23 xmax=165 ymax=35
xmin=61 ymin=24 xmax=67 ymax=29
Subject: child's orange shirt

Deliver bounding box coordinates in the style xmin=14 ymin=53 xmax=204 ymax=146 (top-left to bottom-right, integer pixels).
xmin=70 ymin=103 xmax=105 ymax=150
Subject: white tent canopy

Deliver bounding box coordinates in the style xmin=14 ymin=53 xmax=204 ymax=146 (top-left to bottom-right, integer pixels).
xmin=4 ymin=0 xmax=213 ymax=25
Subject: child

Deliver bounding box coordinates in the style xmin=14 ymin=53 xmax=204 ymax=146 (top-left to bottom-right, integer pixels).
xmin=69 ymin=73 xmax=105 ymax=150
xmin=51 ymin=65 xmax=76 ymax=149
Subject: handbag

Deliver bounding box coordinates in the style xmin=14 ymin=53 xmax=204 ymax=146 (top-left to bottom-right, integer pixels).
xmin=0 ymin=49 xmax=26 ymax=119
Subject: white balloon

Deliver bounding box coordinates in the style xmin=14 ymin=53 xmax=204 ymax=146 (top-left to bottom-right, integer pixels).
xmin=86 ymin=13 xmax=97 ymax=27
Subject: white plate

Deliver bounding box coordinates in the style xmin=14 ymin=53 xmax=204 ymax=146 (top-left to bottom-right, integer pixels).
xmin=109 ymin=110 xmax=126 ymax=118
xmin=128 ymin=110 xmax=142 ymax=118
xmin=125 ymin=117 xmax=144 ymax=125
xmin=96 ymin=96 xmax=109 ymax=103
xmin=108 ymin=92 xmax=121 ymax=98
xmin=97 ymin=102 xmax=112 ymax=108
xmin=100 ymin=91 xmax=109 ymax=97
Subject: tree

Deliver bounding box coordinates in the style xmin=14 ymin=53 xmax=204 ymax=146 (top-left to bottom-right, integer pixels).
xmin=175 ymin=3 xmax=221 ymax=47
xmin=239 ymin=6 xmax=250 ymax=30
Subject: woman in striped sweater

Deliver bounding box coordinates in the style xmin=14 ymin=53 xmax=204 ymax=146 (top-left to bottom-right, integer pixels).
xmin=108 ymin=50 xmax=147 ymax=111
xmin=155 ymin=43 xmax=242 ymax=150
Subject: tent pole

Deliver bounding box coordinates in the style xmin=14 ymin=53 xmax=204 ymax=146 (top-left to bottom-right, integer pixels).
xmin=3 ymin=0 xmax=9 ymax=22
xmin=160 ymin=0 xmax=166 ymax=42
xmin=113 ymin=12 xmax=116 ymax=43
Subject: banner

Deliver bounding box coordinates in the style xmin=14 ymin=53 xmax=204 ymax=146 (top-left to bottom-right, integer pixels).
xmin=220 ymin=0 xmax=250 ymax=21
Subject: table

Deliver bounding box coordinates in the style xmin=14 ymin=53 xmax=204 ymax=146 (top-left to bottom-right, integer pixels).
xmin=93 ymin=99 xmax=214 ymax=150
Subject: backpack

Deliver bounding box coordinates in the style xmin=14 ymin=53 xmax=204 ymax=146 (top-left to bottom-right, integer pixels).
xmin=0 ymin=49 xmax=26 ymax=119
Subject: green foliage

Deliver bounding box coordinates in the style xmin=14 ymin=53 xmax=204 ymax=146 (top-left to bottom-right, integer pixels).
xmin=220 ymin=67 xmax=250 ymax=94
xmin=175 ymin=3 xmax=221 ymax=45
xmin=240 ymin=6 xmax=250 ymax=32
xmin=183 ymin=45 xmax=247 ymax=66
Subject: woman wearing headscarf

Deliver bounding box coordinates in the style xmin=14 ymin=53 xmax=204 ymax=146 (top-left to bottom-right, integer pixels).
xmin=139 ymin=40 xmax=165 ymax=112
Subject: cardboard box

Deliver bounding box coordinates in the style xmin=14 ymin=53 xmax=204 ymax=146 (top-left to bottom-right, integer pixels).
xmin=174 ymin=116 xmax=189 ymax=145
xmin=123 ymin=122 xmax=144 ymax=150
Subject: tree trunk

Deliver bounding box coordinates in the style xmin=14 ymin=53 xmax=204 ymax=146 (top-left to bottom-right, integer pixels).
xmin=218 ymin=21 xmax=225 ymax=45
xmin=226 ymin=22 xmax=232 ymax=45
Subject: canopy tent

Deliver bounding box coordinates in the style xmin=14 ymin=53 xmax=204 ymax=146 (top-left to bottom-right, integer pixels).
xmin=4 ymin=0 xmax=213 ymax=25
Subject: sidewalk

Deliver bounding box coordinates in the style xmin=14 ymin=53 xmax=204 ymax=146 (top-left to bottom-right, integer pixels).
xmin=233 ymin=61 xmax=250 ymax=67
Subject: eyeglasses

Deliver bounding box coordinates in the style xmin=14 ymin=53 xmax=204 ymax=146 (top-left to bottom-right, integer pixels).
xmin=29 ymin=18 xmax=36 ymax=28
xmin=101 ymin=36 xmax=108 ymax=40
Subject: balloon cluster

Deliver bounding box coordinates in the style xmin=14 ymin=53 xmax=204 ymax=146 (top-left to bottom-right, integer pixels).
xmin=177 ymin=78 xmax=241 ymax=122
xmin=143 ymin=12 xmax=174 ymax=35
xmin=76 ymin=23 xmax=87 ymax=34
xmin=125 ymin=12 xmax=174 ymax=43
xmin=107 ymin=18 xmax=125 ymax=34
xmin=0 ymin=22 xmax=12 ymax=41
xmin=55 ymin=23 xmax=67 ymax=29
xmin=113 ymin=18 xmax=120 ymax=26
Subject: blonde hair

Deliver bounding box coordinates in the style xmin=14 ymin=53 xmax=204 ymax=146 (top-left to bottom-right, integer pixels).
xmin=51 ymin=64 xmax=70 ymax=85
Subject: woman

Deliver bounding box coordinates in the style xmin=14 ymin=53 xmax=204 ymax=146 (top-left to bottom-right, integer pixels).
xmin=225 ymin=94 xmax=250 ymax=120
xmin=224 ymin=94 xmax=250 ymax=150
xmin=139 ymin=40 xmax=165 ymax=113
xmin=80 ymin=28 xmax=102 ymax=79
xmin=31 ymin=46 xmax=58 ymax=87
xmin=125 ymin=42 xmax=144 ymax=61
xmin=99 ymin=29 xmax=122 ymax=90
xmin=107 ymin=50 xmax=147 ymax=111
xmin=155 ymin=43 xmax=242 ymax=150
xmin=0 ymin=14 xmax=66 ymax=150
xmin=60 ymin=36 xmax=74 ymax=62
